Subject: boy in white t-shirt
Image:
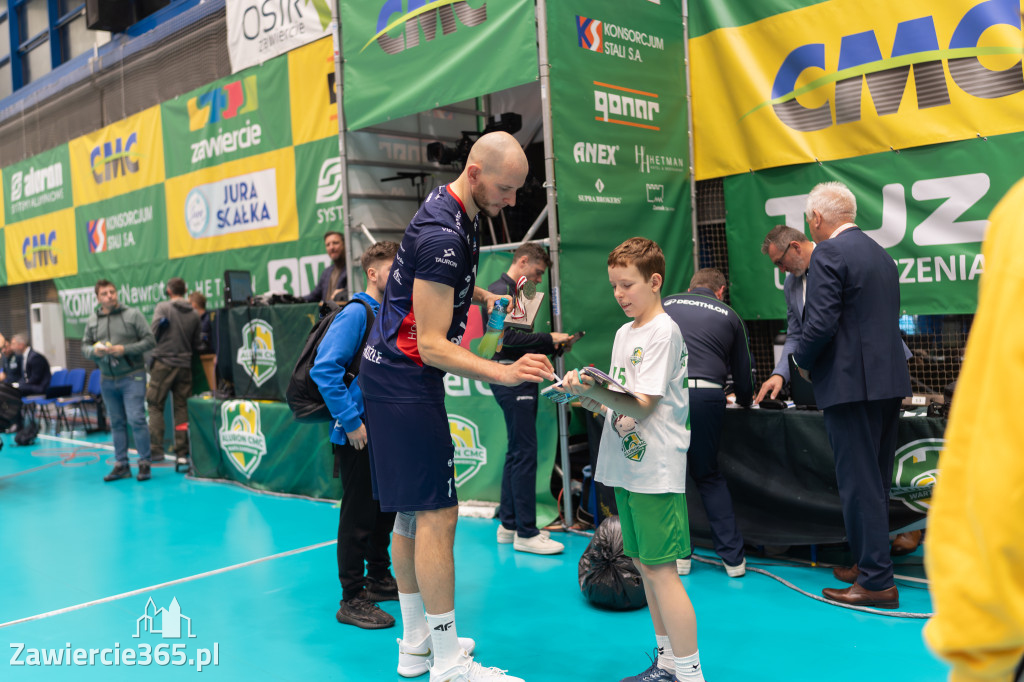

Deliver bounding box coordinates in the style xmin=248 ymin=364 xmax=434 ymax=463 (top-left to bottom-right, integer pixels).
xmin=560 ymin=238 xmax=703 ymax=682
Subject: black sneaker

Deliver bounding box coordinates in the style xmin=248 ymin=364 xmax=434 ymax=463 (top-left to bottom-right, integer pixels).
xmin=366 ymin=574 xmax=399 ymax=602
xmin=335 ymin=595 xmax=395 ymax=629
xmin=103 ymin=463 xmax=132 ymax=482
xmin=136 ymin=462 xmax=151 ymax=481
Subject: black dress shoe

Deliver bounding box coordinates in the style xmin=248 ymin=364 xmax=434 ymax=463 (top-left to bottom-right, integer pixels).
xmin=822 ymin=583 xmax=899 ymax=609
xmin=832 ymin=564 xmax=859 ymax=584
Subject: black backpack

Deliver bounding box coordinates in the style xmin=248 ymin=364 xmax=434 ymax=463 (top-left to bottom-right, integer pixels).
xmin=0 ymin=383 xmax=21 ymax=431
xmin=286 ymin=299 xmax=375 ymax=423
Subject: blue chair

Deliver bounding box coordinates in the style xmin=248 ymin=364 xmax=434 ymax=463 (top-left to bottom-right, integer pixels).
xmin=62 ymin=369 xmax=107 ymax=433
xmin=22 ymin=368 xmax=69 ymax=431
xmin=54 ymin=368 xmax=87 ymax=432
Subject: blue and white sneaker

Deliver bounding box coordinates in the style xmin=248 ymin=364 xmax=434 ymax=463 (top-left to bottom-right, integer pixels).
xmin=619 ymin=649 xmax=675 ymax=682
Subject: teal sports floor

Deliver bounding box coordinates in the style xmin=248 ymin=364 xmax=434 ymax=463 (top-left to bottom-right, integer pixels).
xmin=0 ymin=430 xmax=950 ymax=680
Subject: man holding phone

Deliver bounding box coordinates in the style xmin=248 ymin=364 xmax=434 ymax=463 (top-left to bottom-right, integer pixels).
xmin=488 ymin=243 xmax=576 ymax=554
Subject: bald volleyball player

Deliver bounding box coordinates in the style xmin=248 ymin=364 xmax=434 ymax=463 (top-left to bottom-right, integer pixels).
xmin=359 ymin=131 xmax=554 ymax=682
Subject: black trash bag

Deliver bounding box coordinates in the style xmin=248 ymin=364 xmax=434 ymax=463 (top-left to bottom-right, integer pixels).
xmin=578 ymin=516 xmax=647 ymax=611
xmin=15 ymin=421 xmax=39 ymax=446
xmin=0 ymin=383 xmax=21 ymax=431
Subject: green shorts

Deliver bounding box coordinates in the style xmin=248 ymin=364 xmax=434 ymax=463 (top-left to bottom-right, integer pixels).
xmin=614 ymin=488 xmax=690 ymax=565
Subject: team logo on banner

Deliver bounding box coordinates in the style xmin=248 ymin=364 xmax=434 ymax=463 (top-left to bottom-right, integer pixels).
xmin=236 ymin=319 xmax=278 ymax=387
xmin=188 ymin=75 xmax=258 ymax=131
xmin=218 ymin=400 xmax=268 ymax=479
xmin=449 ymin=415 xmax=486 ymax=487
xmin=890 ymin=438 xmax=943 ymax=512
xmin=87 ymin=219 xmax=107 ymax=253
xmin=22 ymin=231 xmax=59 ymax=270
xmin=577 ymin=16 xmax=603 ymax=52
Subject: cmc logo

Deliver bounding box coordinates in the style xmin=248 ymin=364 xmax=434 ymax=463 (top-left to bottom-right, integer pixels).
xmin=22 ymin=231 xmax=58 ymax=269
xmin=187 ymin=75 xmax=258 ymax=131
xmin=763 ymin=0 xmax=1024 ymax=131
xmin=449 ymin=415 xmax=487 ymax=488
xmin=218 ymin=400 xmax=268 ymax=479
xmin=594 ymin=81 xmax=660 ymax=131
xmin=577 ymin=16 xmax=603 ymax=52
xmin=89 ymin=133 xmax=139 ymax=184
xmin=362 ymin=0 xmax=487 ymax=54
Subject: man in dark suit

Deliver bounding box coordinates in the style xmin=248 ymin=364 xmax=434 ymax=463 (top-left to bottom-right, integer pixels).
xmin=794 ymin=181 xmax=911 ymax=609
xmin=7 ymin=333 xmax=51 ymax=395
xmin=755 ymin=226 xmax=815 ymax=403
xmin=304 ymin=231 xmax=348 ymax=304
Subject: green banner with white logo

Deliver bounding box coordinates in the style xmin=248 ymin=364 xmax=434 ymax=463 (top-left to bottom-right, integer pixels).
xmin=341 ymin=0 xmax=539 ymax=131
xmin=547 ymin=0 xmax=692 ymax=371
xmin=55 ymin=240 xmax=328 ymax=337
xmin=3 ymin=144 xmax=73 ymax=224
xmin=724 ymin=132 xmax=1022 ymax=320
xmin=228 ymin=303 xmax=319 ymax=400
xmin=294 ymin=137 xmax=345 ymax=240
xmin=75 ymin=186 xmax=168 ymax=275
xmin=161 ymin=58 xmax=292 ymax=179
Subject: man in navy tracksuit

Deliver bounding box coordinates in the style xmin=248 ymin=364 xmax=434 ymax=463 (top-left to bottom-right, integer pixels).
xmin=663 ymin=268 xmax=754 ymax=577
xmin=487 ymin=243 xmax=573 ymax=555
xmin=311 ymin=241 xmax=400 ymax=630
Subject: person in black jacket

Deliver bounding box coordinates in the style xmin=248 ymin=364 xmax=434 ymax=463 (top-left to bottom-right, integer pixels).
xmin=7 ymin=334 xmax=51 ymax=395
xmin=663 ymin=268 xmax=754 ymax=578
xmin=488 ymin=243 xmax=575 ymax=555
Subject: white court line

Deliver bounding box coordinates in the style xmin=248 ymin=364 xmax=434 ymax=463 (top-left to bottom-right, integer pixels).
xmin=0 ymin=539 xmax=337 ymax=630
xmin=37 ymin=433 xmax=120 ymax=451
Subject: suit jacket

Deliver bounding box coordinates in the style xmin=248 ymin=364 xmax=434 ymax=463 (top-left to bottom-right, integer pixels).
xmin=771 ymin=272 xmax=806 ymax=382
xmin=794 ymin=227 xmax=911 ymax=410
xmin=20 ymin=348 xmax=51 ymax=395
xmin=304 ymin=263 xmax=348 ymax=303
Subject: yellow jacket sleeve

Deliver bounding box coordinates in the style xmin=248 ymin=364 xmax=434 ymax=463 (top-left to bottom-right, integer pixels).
xmin=923 ymin=177 xmax=1024 ymax=682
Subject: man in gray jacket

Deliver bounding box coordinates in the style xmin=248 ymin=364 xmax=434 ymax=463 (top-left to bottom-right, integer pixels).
xmin=147 ymin=277 xmax=201 ymax=467
xmin=83 ymin=279 xmax=157 ymax=482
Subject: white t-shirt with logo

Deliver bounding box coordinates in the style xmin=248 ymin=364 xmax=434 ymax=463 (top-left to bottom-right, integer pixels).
xmin=595 ymin=312 xmax=690 ymax=494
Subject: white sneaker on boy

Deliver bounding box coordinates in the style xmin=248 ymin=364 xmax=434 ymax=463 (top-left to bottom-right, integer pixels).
xmin=397 ymin=635 xmax=476 ymax=677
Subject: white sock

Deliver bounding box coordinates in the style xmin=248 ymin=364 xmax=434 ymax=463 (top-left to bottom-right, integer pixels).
xmin=398 ymin=591 xmax=429 ymax=645
xmin=674 ymin=651 xmax=705 ymax=681
xmin=655 ymin=635 xmax=674 ymax=671
xmin=425 ymin=610 xmax=461 ymax=671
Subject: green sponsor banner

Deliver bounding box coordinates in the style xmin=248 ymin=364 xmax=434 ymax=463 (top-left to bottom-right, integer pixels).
xmin=3 ymin=145 xmax=73 ymax=224
xmin=161 ymin=58 xmax=292 ymax=178
xmin=688 ymin=0 xmax=827 ymax=38
xmin=75 ymin=186 xmax=168 ymax=275
xmin=294 ymin=137 xmax=344 ymax=240
xmin=447 ymin=251 xmax=559 ymax=522
xmin=725 ymin=133 xmax=1022 ymax=319
xmin=341 ymin=0 xmax=538 ymax=130
xmin=548 ymin=0 xmax=692 ymax=371
xmin=0 ymin=230 xmax=5 ymax=285
xmin=56 ymin=239 xmax=327 ymax=337
xmin=229 ymin=303 xmax=318 ymax=400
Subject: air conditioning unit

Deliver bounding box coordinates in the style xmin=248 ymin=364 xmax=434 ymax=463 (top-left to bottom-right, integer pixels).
xmin=30 ymin=302 xmax=67 ymax=370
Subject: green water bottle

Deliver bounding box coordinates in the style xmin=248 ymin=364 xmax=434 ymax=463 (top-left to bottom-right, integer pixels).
xmin=476 ymin=297 xmax=510 ymax=358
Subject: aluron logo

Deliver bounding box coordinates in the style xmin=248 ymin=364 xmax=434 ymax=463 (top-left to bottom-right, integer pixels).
xmin=362 ymin=0 xmax=487 ymax=55
xmin=10 ymin=163 xmax=64 ymax=202
xmin=89 ymin=133 xmax=140 ymax=184
xmin=218 ymin=399 xmax=268 ymax=478
xmin=22 ymin=231 xmax=58 ymax=269
xmin=236 ymin=320 xmax=277 ymax=388
xmin=594 ymin=81 xmax=660 ymax=131
xmin=751 ymin=0 xmax=1024 ymax=131
xmin=188 ymin=76 xmax=259 ymax=131
xmin=891 ymin=437 xmax=943 ymax=512
xmin=577 ymin=16 xmax=603 ymax=52
xmin=449 ymin=415 xmax=486 ymax=487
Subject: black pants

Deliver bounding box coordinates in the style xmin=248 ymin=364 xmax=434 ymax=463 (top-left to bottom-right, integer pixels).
xmin=822 ymin=397 xmax=902 ymax=592
xmin=335 ymin=441 xmax=396 ymax=601
xmin=492 ymin=382 xmax=540 ymax=537
xmin=688 ymin=388 xmax=744 ymax=566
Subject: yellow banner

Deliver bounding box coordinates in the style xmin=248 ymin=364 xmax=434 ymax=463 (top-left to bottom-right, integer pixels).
xmin=69 ymin=106 xmax=166 ymax=205
xmin=0 ymin=169 xmax=4 ymax=229
xmin=165 ymin=147 xmax=298 ymax=259
xmin=691 ymin=0 xmax=1024 ymax=179
xmin=289 ymin=37 xmax=339 ymax=146
xmin=5 ymin=208 xmax=77 ymax=284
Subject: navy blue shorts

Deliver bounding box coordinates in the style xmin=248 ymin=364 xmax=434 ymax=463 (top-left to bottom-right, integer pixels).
xmin=363 ymin=399 xmax=458 ymax=512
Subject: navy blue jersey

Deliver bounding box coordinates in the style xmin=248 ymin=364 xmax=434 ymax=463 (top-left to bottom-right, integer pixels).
xmin=662 ymin=287 xmax=755 ymax=407
xmin=360 ymin=185 xmax=479 ymax=402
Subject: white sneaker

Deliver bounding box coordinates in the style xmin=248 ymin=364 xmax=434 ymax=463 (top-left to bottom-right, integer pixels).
xmin=513 ymin=532 xmax=564 ymax=555
xmin=497 ymin=526 xmax=549 ymax=544
xmin=398 ymin=635 xmax=476 ymax=677
xmin=676 ymin=558 xmax=691 ymax=575
xmin=725 ymin=558 xmax=746 ymax=578
xmin=428 ymin=650 xmax=524 ymax=682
